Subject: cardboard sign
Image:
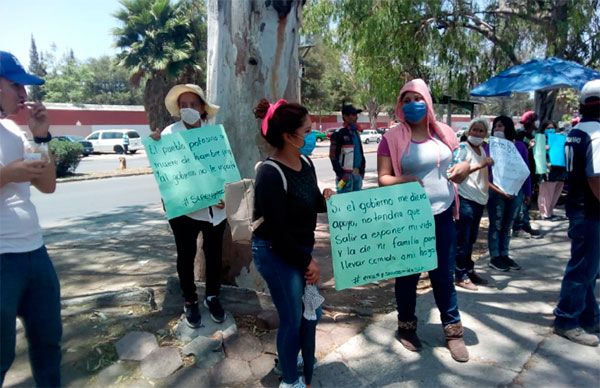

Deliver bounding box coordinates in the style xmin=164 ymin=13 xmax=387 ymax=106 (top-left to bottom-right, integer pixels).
xmin=327 ymin=183 xmax=438 ymax=290
xmin=547 ymin=132 xmax=567 ymax=167
xmin=143 ymin=125 xmax=241 ymax=219
xmin=489 ymin=137 xmax=530 ymax=196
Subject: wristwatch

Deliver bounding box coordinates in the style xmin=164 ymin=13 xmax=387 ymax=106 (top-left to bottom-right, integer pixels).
xmin=33 ymin=132 xmax=52 ymax=144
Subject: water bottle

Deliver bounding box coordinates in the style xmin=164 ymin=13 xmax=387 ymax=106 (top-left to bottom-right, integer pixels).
xmin=447 ymin=143 xmax=467 ymax=177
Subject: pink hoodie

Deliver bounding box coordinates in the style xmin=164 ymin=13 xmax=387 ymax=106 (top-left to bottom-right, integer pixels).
xmin=383 ymin=78 xmax=460 ymax=217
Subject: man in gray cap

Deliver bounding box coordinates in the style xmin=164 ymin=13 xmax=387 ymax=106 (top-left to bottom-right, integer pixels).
xmin=553 ymin=79 xmax=600 ymax=347
xmin=0 ymin=51 xmax=61 ymax=386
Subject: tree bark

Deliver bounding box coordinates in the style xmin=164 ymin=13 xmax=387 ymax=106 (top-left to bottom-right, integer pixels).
xmin=207 ymin=0 xmax=303 ymax=287
xmin=207 ymin=0 xmax=302 ymax=178
xmin=144 ymin=74 xmax=175 ymax=131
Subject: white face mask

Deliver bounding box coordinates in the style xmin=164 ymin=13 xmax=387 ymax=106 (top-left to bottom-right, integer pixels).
xmin=180 ymin=108 xmax=201 ymax=125
xmin=493 ymin=131 xmax=505 ymax=139
xmin=467 ymin=135 xmax=484 ymax=146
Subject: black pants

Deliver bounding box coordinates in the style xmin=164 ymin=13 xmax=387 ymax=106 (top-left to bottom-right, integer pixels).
xmin=168 ymin=215 xmax=226 ymax=302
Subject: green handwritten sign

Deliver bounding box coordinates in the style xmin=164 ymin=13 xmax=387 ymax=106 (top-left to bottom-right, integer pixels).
xmin=327 ymin=183 xmax=437 ymax=290
xmin=533 ymin=133 xmax=548 ymax=174
xmin=143 ymin=124 xmax=241 ymax=219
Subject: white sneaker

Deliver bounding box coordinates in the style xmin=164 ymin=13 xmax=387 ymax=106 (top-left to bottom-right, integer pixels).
xmin=279 ymin=377 xmax=306 ymax=388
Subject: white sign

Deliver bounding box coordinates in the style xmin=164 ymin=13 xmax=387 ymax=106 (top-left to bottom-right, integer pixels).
xmin=488 ymin=137 xmax=530 ymax=196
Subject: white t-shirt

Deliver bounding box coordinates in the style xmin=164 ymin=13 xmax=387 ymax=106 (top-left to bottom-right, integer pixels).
xmin=161 ymin=120 xmax=226 ymax=225
xmin=458 ymin=141 xmax=489 ymax=205
xmin=401 ymin=137 xmax=454 ymax=215
xmin=0 ymin=119 xmax=44 ymax=253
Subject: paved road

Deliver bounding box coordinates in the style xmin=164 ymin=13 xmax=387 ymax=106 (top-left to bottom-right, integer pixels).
xmin=76 ymin=151 xmax=150 ymax=173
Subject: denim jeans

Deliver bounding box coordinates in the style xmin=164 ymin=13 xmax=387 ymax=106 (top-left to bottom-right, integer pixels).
xmin=487 ymin=190 xmax=523 ymax=258
xmin=168 ymin=216 xmax=226 ymax=302
xmin=252 ymin=237 xmax=321 ymax=385
xmin=1 ymin=246 xmax=62 ymax=387
xmin=336 ymin=174 xmax=363 ymax=193
xmin=512 ymin=195 xmax=531 ymax=232
xmin=395 ymin=205 xmax=461 ymax=326
xmin=554 ymin=211 xmax=600 ymax=330
xmin=455 ymin=197 xmax=485 ymax=281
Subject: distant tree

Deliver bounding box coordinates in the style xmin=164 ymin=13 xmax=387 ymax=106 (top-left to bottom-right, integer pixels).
xmin=113 ymin=0 xmax=207 ymax=130
xmin=28 ymin=36 xmax=46 ymax=101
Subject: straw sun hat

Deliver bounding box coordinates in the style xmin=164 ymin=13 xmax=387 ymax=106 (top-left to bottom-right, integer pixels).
xmin=164 ymin=84 xmax=219 ymax=119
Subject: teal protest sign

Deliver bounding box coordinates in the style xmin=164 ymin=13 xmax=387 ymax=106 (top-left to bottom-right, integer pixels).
xmin=547 ymin=132 xmax=566 ymax=167
xmin=533 ymin=133 xmax=548 ymax=174
xmin=327 ymin=183 xmax=438 ymax=290
xmin=143 ymin=125 xmax=241 ymax=219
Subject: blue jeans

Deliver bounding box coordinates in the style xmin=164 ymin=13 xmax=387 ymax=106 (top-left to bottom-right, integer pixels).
xmin=395 ymin=205 xmax=461 ymax=326
xmin=487 ymin=190 xmax=523 ymax=258
xmin=252 ymin=237 xmax=321 ymax=385
xmin=336 ymin=174 xmax=363 ymax=193
xmin=455 ymin=197 xmax=485 ymax=281
xmin=1 ymin=246 xmax=62 ymax=387
xmin=554 ymin=211 xmax=600 ymax=330
xmin=512 ymin=196 xmax=531 ymax=232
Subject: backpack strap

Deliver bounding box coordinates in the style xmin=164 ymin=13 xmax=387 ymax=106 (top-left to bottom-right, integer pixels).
xmin=262 ymin=159 xmax=287 ymax=192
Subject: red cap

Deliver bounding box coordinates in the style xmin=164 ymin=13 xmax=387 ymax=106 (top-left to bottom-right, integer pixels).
xmin=519 ymin=111 xmax=537 ymax=124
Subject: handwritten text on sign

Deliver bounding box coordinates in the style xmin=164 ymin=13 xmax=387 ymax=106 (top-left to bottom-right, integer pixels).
xmin=489 ymin=137 xmax=530 ymax=196
xmin=143 ymin=125 xmax=241 ymax=219
xmin=327 ymin=183 xmax=438 ymax=290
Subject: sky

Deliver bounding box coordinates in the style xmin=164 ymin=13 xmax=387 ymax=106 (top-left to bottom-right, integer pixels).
xmin=1 ymin=0 xmax=123 ymax=69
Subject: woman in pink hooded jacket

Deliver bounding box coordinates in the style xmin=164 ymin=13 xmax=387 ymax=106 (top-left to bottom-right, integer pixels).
xmin=377 ymin=79 xmax=471 ymax=362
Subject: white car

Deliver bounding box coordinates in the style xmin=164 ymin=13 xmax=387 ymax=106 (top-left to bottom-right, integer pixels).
xmin=85 ymin=129 xmax=143 ymax=154
xmin=360 ymin=129 xmax=382 ymax=144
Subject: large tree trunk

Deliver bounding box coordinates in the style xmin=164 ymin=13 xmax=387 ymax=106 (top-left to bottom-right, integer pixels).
xmin=534 ymin=89 xmax=559 ymax=123
xmin=207 ymin=0 xmax=303 ymax=288
xmin=207 ymin=0 xmax=302 ymax=178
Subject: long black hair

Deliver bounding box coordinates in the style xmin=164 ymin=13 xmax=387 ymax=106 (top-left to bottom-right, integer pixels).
xmin=492 ymin=115 xmax=517 ymax=141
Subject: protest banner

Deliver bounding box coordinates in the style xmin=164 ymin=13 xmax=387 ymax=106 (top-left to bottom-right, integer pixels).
xmin=533 ymin=133 xmax=548 ymax=174
xmin=143 ymin=125 xmax=241 ymax=219
xmin=488 ymin=137 xmax=530 ymax=196
xmin=547 ymin=132 xmax=566 ymax=167
xmin=327 ymin=183 xmax=437 ymax=290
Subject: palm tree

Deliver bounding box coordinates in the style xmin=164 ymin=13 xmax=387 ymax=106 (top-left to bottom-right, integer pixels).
xmin=113 ymin=0 xmax=206 ymax=130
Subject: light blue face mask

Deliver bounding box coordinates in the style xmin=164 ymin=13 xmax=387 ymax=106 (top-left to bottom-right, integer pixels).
xmin=299 ymin=131 xmax=317 ymax=156
xmin=402 ymin=101 xmax=427 ymax=123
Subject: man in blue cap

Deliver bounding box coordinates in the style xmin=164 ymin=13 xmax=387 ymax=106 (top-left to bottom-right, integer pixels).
xmin=0 ymin=51 xmax=62 ymax=386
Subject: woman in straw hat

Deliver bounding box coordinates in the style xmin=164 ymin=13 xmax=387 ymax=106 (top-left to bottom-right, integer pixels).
xmin=150 ymin=84 xmax=225 ymax=328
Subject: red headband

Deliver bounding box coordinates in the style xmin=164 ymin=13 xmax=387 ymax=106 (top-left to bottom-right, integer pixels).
xmin=261 ymin=99 xmax=287 ymax=136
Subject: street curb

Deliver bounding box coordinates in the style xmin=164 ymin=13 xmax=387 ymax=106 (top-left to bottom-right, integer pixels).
xmin=56 ymin=149 xmax=378 ymax=184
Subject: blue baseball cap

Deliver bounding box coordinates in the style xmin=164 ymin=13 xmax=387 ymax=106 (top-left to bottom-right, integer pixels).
xmin=0 ymin=51 xmax=44 ymax=85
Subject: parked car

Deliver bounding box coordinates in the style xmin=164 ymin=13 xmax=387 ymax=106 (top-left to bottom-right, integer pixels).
xmin=376 ymin=127 xmax=389 ymax=135
xmin=55 ymin=135 xmax=94 ymax=156
xmin=312 ymin=130 xmax=327 ymax=142
xmin=85 ymin=129 xmax=142 ymax=154
xmin=360 ymin=129 xmax=382 ymax=144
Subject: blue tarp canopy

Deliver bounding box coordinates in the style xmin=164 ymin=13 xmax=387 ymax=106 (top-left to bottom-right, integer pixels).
xmin=470 ymin=57 xmax=600 ymax=97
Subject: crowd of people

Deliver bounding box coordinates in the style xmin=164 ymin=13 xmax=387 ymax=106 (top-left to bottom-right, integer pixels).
xmin=1 ymin=47 xmax=598 ymax=388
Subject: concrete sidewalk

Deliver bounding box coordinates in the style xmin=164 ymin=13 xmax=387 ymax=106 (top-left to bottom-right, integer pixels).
xmin=310 ymin=215 xmax=600 ymax=387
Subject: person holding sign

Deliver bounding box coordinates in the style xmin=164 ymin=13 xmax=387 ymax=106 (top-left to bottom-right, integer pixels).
xmin=484 ymin=116 xmax=531 ymax=272
xmin=377 ymin=78 xmax=471 ymax=362
xmin=150 ymin=84 xmax=226 ymax=328
xmin=253 ymin=98 xmax=334 ymax=388
xmin=537 ymin=121 xmax=567 ymax=220
xmin=454 ymin=118 xmax=494 ymax=291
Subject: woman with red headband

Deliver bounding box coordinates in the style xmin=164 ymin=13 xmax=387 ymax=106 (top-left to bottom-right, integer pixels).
xmin=252 ymin=98 xmax=334 ymax=388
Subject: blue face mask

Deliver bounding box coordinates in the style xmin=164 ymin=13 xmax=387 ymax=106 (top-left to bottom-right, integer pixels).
xmin=402 ymin=101 xmax=427 ymax=123
xmin=299 ymin=131 xmax=317 ymax=156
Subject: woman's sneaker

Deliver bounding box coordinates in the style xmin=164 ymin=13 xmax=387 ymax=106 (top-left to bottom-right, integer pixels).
xmin=489 ymin=256 xmax=510 ymax=271
xmin=183 ymin=301 xmax=202 ymax=328
xmin=467 ymin=270 xmax=489 ymax=285
xmin=503 ymin=256 xmax=522 ymax=270
xmin=279 ymin=377 xmax=306 ymax=388
xmin=204 ymin=296 xmax=226 ymax=323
